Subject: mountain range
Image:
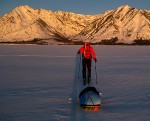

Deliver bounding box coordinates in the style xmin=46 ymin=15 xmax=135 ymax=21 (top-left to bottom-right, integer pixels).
xmin=0 ymin=4 xmax=150 ymax=44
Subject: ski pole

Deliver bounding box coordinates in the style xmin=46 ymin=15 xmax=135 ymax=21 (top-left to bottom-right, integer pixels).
xmin=95 ymin=61 xmax=97 ymax=84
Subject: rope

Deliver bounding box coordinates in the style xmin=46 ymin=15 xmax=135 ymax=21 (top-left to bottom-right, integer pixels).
xmin=78 ymin=54 xmax=81 ymax=80
xmin=94 ymin=60 xmax=101 ymax=94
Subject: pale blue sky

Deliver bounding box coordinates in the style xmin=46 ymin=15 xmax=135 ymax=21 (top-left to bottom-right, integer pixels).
xmin=0 ymin=0 xmax=150 ymax=16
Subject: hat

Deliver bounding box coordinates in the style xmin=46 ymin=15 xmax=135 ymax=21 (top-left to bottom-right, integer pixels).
xmin=84 ymin=41 xmax=90 ymax=46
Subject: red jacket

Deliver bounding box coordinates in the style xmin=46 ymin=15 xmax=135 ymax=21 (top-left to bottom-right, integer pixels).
xmin=77 ymin=44 xmax=96 ymax=59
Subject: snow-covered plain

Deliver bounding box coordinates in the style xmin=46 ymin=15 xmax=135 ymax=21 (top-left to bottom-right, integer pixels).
xmin=0 ymin=45 xmax=150 ymax=121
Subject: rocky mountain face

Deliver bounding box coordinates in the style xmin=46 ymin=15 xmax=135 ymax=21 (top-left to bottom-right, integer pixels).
xmin=78 ymin=5 xmax=150 ymax=44
xmin=0 ymin=5 xmax=149 ymax=44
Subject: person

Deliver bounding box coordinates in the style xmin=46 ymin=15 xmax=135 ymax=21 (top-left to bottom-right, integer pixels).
xmin=77 ymin=41 xmax=97 ymax=85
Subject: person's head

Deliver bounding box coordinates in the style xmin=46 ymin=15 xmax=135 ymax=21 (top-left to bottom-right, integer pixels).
xmin=84 ymin=40 xmax=90 ymax=46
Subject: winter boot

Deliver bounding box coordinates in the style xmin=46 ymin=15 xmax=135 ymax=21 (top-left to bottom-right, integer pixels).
xmin=87 ymin=77 xmax=91 ymax=84
xmin=83 ymin=78 xmax=86 ymax=85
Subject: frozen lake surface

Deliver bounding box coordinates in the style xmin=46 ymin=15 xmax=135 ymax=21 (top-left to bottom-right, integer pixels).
xmin=0 ymin=45 xmax=150 ymax=121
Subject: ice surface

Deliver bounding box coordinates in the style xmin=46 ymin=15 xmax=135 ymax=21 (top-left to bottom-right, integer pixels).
xmin=0 ymin=45 xmax=150 ymax=121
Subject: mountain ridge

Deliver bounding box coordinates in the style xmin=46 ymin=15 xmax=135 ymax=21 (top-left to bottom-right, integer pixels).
xmin=0 ymin=4 xmax=150 ymax=44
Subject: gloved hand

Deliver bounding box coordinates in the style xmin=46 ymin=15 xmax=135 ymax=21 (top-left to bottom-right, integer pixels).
xmin=94 ymin=58 xmax=97 ymax=63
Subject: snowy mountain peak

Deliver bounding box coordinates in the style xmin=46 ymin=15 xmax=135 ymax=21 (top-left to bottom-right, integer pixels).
xmin=13 ymin=5 xmax=34 ymax=14
xmin=15 ymin=5 xmax=32 ymax=10
xmin=114 ymin=4 xmax=134 ymax=17
xmin=118 ymin=4 xmax=131 ymax=10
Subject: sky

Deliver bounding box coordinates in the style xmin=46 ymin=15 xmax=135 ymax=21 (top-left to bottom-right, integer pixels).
xmin=0 ymin=0 xmax=150 ymax=16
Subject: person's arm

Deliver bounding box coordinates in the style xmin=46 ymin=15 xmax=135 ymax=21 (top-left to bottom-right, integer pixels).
xmin=77 ymin=47 xmax=84 ymax=54
xmin=90 ymin=47 xmax=97 ymax=62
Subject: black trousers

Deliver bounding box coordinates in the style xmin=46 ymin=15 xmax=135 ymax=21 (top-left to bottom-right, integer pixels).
xmin=82 ymin=58 xmax=91 ymax=81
